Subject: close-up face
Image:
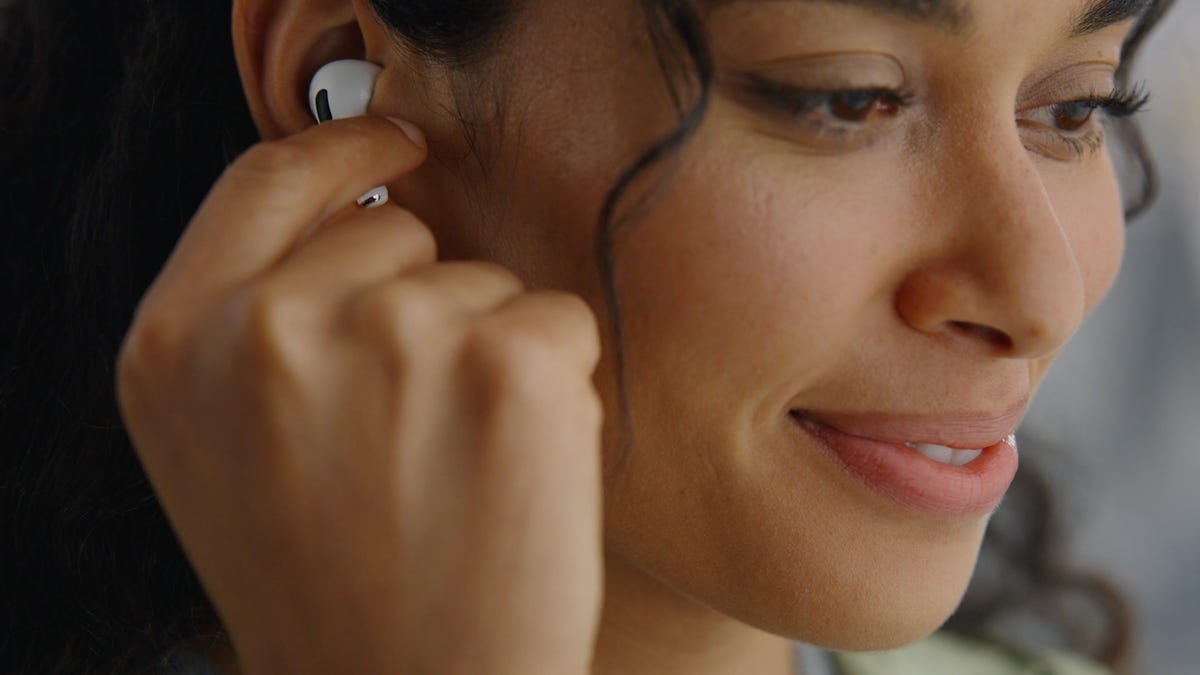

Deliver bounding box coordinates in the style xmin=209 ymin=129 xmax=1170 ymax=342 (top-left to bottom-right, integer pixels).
xmin=242 ymin=0 xmax=1140 ymax=654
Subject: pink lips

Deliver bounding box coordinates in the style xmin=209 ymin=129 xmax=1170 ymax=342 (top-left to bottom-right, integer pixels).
xmin=788 ymin=404 xmax=1024 ymax=518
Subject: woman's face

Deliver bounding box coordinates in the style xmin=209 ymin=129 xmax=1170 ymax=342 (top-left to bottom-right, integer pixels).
xmin=273 ymin=0 xmax=1136 ymax=650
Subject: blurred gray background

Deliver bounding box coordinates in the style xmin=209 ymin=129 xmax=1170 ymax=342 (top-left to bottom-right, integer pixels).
xmin=1023 ymin=4 xmax=1200 ymax=674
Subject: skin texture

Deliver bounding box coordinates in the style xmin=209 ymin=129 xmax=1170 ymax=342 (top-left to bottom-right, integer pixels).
xmin=171 ymin=0 xmax=1132 ymax=672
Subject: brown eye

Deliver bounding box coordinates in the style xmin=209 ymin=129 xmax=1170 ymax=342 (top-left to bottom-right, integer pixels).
xmin=829 ymin=91 xmax=900 ymax=122
xmin=1049 ymin=101 xmax=1095 ymax=131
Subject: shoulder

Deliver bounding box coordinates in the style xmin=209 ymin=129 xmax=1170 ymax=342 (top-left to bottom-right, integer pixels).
xmin=832 ymin=631 xmax=1114 ymax=675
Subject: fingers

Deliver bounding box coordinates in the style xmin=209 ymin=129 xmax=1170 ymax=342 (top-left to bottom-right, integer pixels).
xmin=338 ymin=272 xmax=600 ymax=382
xmin=151 ymin=116 xmax=428 ymax=302
xmin=339 ymin=262 xmax=529 ymax=349
xmin=259 ymin=204 xmax=439 ymax=302
xmin=474 ymin=291 xmax=603 ymax=375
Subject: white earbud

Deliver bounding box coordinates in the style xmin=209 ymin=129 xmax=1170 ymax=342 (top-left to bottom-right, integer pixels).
xmin=308 ymin=59 xmax=383 ymax=123
xmin=308 ymin=59 xmax=389 ymax=208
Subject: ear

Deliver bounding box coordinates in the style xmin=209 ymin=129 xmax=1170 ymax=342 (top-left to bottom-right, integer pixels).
xmin=231 ymin=0 xmax=402 ymax=141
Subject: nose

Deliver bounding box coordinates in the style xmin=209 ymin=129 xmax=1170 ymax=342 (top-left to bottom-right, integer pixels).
xmin=895 ymin=125 xmax=1087 ymax=359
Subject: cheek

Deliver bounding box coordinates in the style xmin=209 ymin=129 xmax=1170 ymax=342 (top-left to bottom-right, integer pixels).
xmin=600 ymin=121 xmax=979 ymax=648
xmin=613 ymin=123 xmax=917 ymax=407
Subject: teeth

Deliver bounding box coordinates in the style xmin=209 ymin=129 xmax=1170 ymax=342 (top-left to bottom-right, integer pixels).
xmin=949 ymin=449 xmax=983 ymax=466
xmin=904 ymin=442 xmax=983 ymax=467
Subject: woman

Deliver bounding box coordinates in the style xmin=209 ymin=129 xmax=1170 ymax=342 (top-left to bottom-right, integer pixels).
xmin=0 ymin=0 xmax=1174 ymax=673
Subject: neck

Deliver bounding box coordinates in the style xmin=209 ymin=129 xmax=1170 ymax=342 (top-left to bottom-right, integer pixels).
xmin=590 ymin=552 xmax=799 ymax=675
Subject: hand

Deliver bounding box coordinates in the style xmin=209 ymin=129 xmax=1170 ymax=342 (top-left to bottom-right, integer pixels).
xmin=114 ymin=116 xmax=604 ymax=675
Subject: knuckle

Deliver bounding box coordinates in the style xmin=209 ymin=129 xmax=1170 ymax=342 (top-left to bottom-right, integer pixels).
xmin=461 ymin=318 xmax=563 ymax=391
xmin=234 ymin=284 xmax=317 ymax=374
xmin=530 ymin=291 xmax=603 ymax=365
xmin=116 ymin=312 xmax=186 ymax=387
xmin=460 ymin=260 xmax=526 ymax=292
xmin=346 ymin=280 xmax=448 ymax=347
xmin=241 ymin=283 xmax=303 ymax=333
xmin=542 ymin=290 xmax=600 ymax=334
xmin=390 ymin=209 xmax=439 ymax=262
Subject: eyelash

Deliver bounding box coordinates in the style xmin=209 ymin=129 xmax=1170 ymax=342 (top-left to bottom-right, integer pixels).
xmin=749 ymin=79 xmax=916 ymax=142
xmin=750 ymin=78 xmax=1151 ymax=159
xmin=1033 ymin=85 xmax=1151 ymax=159
xmin=1076 ymin=85 xmax=1152 ymax=120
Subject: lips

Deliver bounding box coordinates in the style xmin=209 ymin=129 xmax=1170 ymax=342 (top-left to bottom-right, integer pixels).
xmin=788 ymin=404 xmax=1024 ymax=518
xmin=797 ymin=399 xmax=1028 ymax=450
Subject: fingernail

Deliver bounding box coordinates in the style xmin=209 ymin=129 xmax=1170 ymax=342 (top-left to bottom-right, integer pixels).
xmin=385 ymin=117 xmax=426 ymax=149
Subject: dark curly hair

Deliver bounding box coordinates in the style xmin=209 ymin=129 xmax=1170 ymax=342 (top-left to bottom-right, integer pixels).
xmin=0 ymin=1 xmax=1174 ymax=673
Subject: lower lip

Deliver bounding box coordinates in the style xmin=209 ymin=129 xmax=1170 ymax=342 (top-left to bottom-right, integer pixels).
xmin=789 ymin=412 xmax=1019 ymax=518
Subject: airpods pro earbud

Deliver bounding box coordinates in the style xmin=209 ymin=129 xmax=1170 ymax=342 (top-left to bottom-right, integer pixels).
xmin=308 ymin=59 xmax=389 ymax=208
xmin=308 ymin=59 xmax=383 ymax=123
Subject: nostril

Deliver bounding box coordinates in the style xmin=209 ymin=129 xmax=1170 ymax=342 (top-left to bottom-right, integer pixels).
xmin=949 ymin=321 xmax=1013 ymax=350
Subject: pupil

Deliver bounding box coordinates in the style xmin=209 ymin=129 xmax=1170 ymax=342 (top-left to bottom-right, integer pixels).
xmin=831 ymin=91 xmax=878 ymax=121
xmin=1054 ymin=101 xmax=1093 ymax=131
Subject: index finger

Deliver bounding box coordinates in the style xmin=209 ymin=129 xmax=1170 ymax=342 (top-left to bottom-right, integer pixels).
xmin=152 ymin=115 xmax=428 ymax=301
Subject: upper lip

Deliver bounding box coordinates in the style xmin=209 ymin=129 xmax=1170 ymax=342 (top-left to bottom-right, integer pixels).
xmin=791 ymin=396 xmax=1029 ymax=450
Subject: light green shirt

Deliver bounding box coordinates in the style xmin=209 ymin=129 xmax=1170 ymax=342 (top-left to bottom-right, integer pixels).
xmin=830 ymin=631 xmax=1113 ymax=675
xmin=162 ymin=630 xmax=1113 ymax=674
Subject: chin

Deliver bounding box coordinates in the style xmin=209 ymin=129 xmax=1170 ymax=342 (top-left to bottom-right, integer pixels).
xmin=756 ymin=544 xmax=979 ymax=652
xmin=720 ymin=577 xmax=970 ymax=653
xmin=800 ymin=592 xmax=964 ymax=652
xmin=688 ymin=515 xmax=985 ymax=653
xmin=602 ymin=415 xmax=991 ymax=655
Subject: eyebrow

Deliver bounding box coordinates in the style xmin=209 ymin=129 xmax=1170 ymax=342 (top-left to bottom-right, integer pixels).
xmin=790 ymin=0 xmax=972 ymax=34
xmin=1072 ymin=0 xmax=1154 ymax=36
xmin=710 ymin=0 xmax=1154 ymax=37
xmin=703 ymin=0 xmax=972 ymax=33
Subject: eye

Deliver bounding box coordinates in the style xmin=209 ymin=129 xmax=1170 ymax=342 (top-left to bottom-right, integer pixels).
xmin=826 ymin=90 xmax=903 ymax=122
xmin=1049 ymin=100 xmax=1097 ymax=132
xmin=790 ymin=89 xmax=907 ymax=124
xmin=1022 ymin=86 xmax=1151 ymax=136
xmin=740 ymin=73 xmax=912 ymax=125
xmin=1016 ymin=86 xmax=1150 ymax=161
xmin=730 ymin=73 xmax=916 ymax=152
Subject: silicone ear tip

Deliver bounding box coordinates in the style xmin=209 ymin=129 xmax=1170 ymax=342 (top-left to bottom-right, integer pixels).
xmin=308 ymin=59 xmax=384 ymax=123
